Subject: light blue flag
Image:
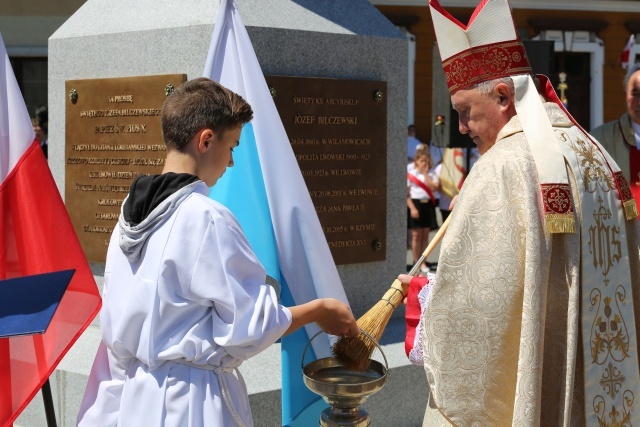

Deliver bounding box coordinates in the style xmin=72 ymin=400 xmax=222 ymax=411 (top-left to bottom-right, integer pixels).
xmin=204 ymin=1 xmax=351 ymax=425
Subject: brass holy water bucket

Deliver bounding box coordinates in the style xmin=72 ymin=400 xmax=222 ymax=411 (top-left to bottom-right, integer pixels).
xmin=302 ymin=331 xmax=388 ymax=426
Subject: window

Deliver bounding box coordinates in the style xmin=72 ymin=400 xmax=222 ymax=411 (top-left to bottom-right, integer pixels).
xmin=9 ymin=57 xmax=48 ymax=119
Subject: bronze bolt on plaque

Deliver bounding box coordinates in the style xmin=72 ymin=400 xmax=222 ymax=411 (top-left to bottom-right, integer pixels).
xmin=265 ymin=76 xmax=387 ymax=265
xmin=65 ymin=74 xmax=187 ymax=262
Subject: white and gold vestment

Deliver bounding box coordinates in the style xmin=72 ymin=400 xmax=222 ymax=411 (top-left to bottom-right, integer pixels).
xmin=422 ymin=103 xmax=640 ymax=426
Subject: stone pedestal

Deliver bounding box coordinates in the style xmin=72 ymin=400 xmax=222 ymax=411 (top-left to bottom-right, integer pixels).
xmin=17 ymin=1 xmax=416 ymax=425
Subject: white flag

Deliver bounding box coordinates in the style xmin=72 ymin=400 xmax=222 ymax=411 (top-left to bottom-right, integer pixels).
xmin=204 ymin=1 xmax=350 ymax=425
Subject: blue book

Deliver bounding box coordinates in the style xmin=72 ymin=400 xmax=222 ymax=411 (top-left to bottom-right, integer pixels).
xmin=0 ymin=269 xmax=75 ymax=338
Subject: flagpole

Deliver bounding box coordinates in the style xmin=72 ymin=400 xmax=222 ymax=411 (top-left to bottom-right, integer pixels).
xmin=41 ymin=379 xmax=57 ymax=427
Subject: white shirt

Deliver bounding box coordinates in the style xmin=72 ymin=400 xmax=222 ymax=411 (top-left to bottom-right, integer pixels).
xmin=77 ymin=182 xmax=291 ymax=427
xmin=407 ymin=163 xmax=438 ymax=200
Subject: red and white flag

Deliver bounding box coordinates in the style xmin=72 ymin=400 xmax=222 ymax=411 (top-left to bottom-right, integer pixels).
xmin=621 ymin=34 xmax=635 ymax=70
xmin=0 ymin=33 xmax=101 ymax=426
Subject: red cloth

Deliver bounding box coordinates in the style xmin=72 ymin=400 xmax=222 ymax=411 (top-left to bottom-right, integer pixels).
xmin=405 ymin=276 xmax=430 ymax=357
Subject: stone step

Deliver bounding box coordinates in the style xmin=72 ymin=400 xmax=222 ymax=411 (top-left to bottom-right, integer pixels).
xmin=15 ymin=318 xmax=428 ymax=426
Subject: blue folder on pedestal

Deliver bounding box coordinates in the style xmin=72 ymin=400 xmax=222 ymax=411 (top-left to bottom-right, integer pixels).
xmin=0 ymin=269 xmax=75 ymax=338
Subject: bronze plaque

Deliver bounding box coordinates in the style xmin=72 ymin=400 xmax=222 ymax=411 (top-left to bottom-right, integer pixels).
xmin=65 ymin=74 xmax=187 ymax=262
xmin=265 ymin=76 xmax=387 ymax=265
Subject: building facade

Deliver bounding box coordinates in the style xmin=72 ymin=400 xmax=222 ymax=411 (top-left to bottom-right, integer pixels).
xmin=3 ymin=0 xmax=640 ymax=142
xmin=1 ymin=0 xmax=84 ymax=119
xmin=373 ymin=0 xmax=640 ymax=148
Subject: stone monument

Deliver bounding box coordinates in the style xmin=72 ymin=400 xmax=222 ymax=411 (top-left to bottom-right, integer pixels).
xmin=16 ymin=1 xmax=427 ymax=425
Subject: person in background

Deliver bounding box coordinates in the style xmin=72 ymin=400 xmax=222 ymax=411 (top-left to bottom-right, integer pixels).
xmin=591 ymin=62 xmax=640 ymax=208
xmin=35 ymin=105 xmax=48 ymax=128
xmin=407 ymin=145 xmax=438 ymax=273
xmin=32 ymin=118 xmax=48 ymax=159
xmin=407 ymin=124 xmax=421 ymax=162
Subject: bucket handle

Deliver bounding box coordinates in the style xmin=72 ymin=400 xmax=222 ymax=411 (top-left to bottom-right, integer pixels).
xmin=301 ymin=329 xmax=389 ymax=372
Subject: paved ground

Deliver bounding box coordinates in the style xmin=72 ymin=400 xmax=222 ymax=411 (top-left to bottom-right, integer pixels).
xmin=16 ymin=223 xmax=447 ymax=427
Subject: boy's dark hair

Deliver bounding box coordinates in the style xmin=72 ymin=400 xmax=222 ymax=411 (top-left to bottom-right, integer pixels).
xmin=161 ymin=77 xmax=253 ymax=151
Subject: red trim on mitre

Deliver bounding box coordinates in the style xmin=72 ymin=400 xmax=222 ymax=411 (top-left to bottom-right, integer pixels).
xmin=429 ymin=0 xmax=489 ymax=30
xmin=429 ymin=0 xmax=466 ymax=30
xmin=468 ymin=0 xmax=490 ymax=26
xmin=443 ymin=40 xmax=532 ymax=93
xmin=537 ymin=74 xmax=636 ymax=209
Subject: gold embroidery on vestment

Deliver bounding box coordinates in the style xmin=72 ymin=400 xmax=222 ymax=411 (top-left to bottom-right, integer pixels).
xmin=587 ymin=197 xmax=622 ymax=285
xmin=623 ymin=199 xmax=638 ymax=221
xmin=563 ymin=131 xmax=615 ymax=193
xmin=593 ymin=391 xmax=634 ymax=426
xmin=600 ymin=362 xmax=625 ymax=399
xmin=590 ymin=288 xmax=631 ymax=364
xmin=546 ymin=214 xmax=576 ymax=233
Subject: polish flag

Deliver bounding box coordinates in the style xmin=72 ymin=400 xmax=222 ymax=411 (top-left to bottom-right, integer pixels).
xmin=0 ymin=33 xmax=101 ymax=426
xmin=621 ymin=34 xmax=635 ymax=70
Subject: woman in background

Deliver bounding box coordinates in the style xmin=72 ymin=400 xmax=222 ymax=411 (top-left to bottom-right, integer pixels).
xmin=406 ymin=145 xmax=438 ymax=273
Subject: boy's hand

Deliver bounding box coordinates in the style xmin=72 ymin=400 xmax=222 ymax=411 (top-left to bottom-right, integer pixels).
xmin=316 ymin=298 xmax=359 ymax=337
